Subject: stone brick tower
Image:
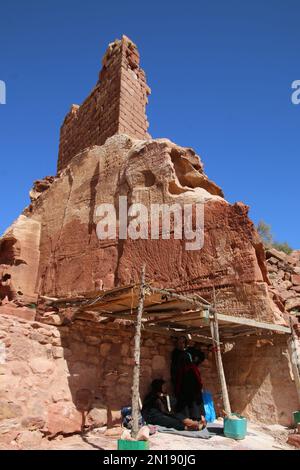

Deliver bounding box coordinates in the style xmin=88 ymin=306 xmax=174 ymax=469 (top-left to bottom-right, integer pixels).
xmin=57 ymin=35 xmax=151 ymax=172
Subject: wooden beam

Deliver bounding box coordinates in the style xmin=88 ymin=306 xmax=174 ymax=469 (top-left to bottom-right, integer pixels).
xmin=144 ymin=310 xmax=203 ymax=325
xmin=149 ymin=286 xmax=210 ymax=309
xmin=131 ymin=265 xmax=146 ymax=439
xmin=83 ymin=310 xmax=137 ymax=321
xmin=210 ymin=291 xmax=231 ymax=415
xmin=288 ymin=338 xmax=300 ymax=406
xmin=214 ymin=313 xmax=291 ymax=334
xmin=210 ymin=324 xmax=231 ymax=414
xmin=143 ymin=324 xmax=213 ymax=342
xmin=287 ymin=318 xmax=300 ymax=406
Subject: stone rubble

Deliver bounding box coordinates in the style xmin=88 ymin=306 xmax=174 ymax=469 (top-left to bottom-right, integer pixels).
xmin=266 ymin=248 xmax=300 ymax=316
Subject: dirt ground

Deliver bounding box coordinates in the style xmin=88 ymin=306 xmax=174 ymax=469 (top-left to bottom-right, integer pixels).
xmin=3 ymin=420 xmax=295 ymax=451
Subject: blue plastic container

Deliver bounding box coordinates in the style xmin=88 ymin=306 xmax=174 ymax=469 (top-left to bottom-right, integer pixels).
xmin=202 ymin=391 xmax=216 ymax=423
xmin=224 ymin=414 xmax=247 ymax=440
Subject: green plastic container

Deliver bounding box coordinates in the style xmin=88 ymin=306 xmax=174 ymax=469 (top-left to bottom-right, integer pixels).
xmin=117 ymin=439 xmax=150 ymax=450
xmin=293 ymin=411 xmax=300 ymax=425
xmin=224 ymin=414 xmax=247 ymax=440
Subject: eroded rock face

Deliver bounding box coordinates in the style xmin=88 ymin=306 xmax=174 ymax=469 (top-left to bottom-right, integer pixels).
xmin=15 ymin=135 xmax=280 ymax=325
xmin=0 ymin=215 xmax=41 ymax=307
xmin=0 ymin=135 xmax=286 ymax=324
xmin=223 ymin=336 xmax=299 ymax=426
xmin=29 ymin=176 xmax=55 ymax=203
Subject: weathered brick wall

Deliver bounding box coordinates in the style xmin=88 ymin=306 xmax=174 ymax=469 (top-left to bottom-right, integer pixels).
xmin=57 ymin=36 xmax=150 ymax=173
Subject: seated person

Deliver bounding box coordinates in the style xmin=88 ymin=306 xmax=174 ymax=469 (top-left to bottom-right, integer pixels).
xmin=142 ymin=379 xmax=201 ymax=431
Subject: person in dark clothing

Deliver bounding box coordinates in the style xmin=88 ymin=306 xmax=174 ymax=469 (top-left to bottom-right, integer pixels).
xmin=175 ymin=348 xmax=206 ymax=426
xmin=170 ymin=336 xmax=192 ymax=392
xmin=142 ymin=379 xmax=200 ymax=430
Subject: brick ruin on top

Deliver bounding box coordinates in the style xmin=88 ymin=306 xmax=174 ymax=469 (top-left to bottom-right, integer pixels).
xmin=57 ymin=35 xmax=151 ymax=172
xmin=0 ymin=36 xmax=300 ymax=448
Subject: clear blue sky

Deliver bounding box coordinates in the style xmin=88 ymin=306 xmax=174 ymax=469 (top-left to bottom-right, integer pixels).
xmin=0 ymin=0 xmax=299 ymax=247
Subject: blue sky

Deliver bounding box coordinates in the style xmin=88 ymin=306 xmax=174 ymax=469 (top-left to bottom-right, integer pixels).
xmin=0 ymin=0 xmax=299 ymax=247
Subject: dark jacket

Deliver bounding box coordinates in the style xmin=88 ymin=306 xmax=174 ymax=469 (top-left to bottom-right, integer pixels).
xmin=170 ymin=348 xmax=192 ymax=390
xmin=142 ymin=393 xmax=170 ymax=418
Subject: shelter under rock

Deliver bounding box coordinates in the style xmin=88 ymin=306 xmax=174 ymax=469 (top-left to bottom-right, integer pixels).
xmin=0 ymin=36 xmax=299 ymax=446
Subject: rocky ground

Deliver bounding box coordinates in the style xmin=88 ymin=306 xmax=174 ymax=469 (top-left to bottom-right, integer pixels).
xmin=0 ymin=420 xmax=295 ymax=451
xmin=267 ymin=248 xmax=300 ymax=317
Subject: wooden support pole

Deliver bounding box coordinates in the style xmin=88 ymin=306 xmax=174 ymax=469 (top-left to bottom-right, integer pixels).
xmin=288 ymin=318 xmax=300 ymax=406
xmin=209 ymin=307 xmax=232 ymax=415
xmin=131 ymin=264 xmax=146 ymax=439
xmin=149 ymin=286 xmax=210 ymax=309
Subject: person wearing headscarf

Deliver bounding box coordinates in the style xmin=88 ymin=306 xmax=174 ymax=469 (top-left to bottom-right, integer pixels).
xmin=170 ymin=336 xmax=192 ymax=392
xmin=175 ymin=348 xmax=206 ymax=427
xmin=142 ymin=379 xmax=200 ymax=430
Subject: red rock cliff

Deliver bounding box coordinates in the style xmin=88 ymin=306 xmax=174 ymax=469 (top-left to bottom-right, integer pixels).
xmin=0 ymin=36 xmax=286 ymax=326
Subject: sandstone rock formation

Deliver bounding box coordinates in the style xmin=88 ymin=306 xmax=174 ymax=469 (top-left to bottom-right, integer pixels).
xmin=0 ymin=215 xmax=41 ymax=307
xmin=0 ymin=36 xmax=299 ymax=447
xmin=266 ymin=248 xmax=300 ymax=317
xmin=0 ymin=36 xmax=286 ymax=325
xmin=26 ymin=134 xmax=283 ymax=326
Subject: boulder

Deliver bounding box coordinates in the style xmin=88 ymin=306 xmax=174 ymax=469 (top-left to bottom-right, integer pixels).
xmin=0 ymin=400 xmax=22 ymax=420
xmin=86 ymin=408 xmax=108 ymax=428
xmin=266 ymin=248 xmax=287 ymax=263
xmin=0 ymin=418 xmax=21 ymax=437
xmin=52 ymin=346 xmax=64 ymax=359
xmin=287 ymin=433 xmax=300 ymax=449
xmin=291 ymin=274 xmax=300 ymax=286
xmin=29 ymin=358 xmax=54 ymax=375
xmin=16 ymin=430 xmax=43 ymax=449
xmin=29 ymin=176 xmax=55 ymax=202
xmin=21 ymin=416 xmax=45 ymax=431
xmin=46 ymin=403 xmax=82 ymax=436
xmin=0 ymin=304 xmax=35 ymax=321
xmin=285 ymin=297 xmax=300 ymax=312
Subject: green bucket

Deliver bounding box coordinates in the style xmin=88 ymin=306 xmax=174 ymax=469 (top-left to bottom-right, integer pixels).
xmin=117 ymin=439 xmax=150 ymax=450
xmin=224 ymin=414 xmax=247 ymax=440
xmin=293 ymin=411 xmax=300 ymax=426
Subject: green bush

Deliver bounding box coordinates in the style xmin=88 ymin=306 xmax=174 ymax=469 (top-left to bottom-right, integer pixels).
xmin=271 ymin=242 xmax=293 ymax=255
xmin=256 ymin=220 xmax=293 ymax=254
